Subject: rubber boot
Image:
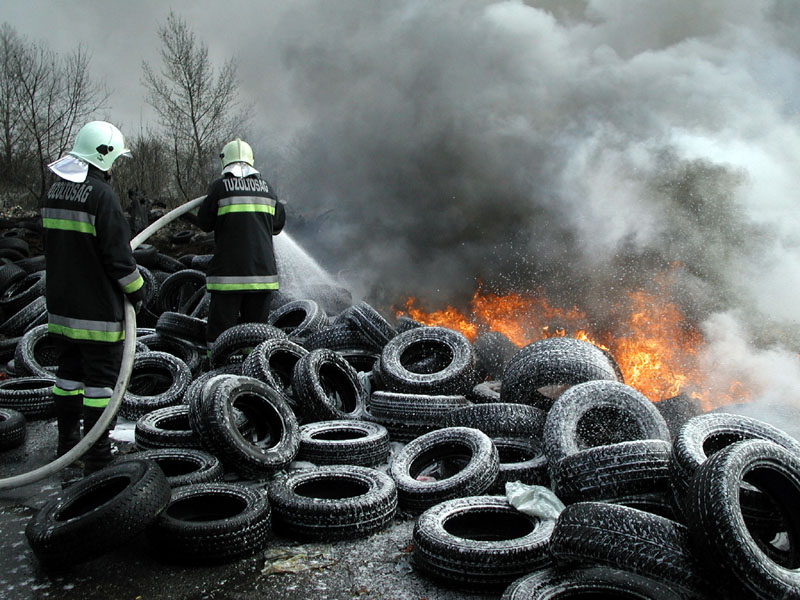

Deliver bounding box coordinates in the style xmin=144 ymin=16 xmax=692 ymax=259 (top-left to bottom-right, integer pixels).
xmin=55 ymin=395 xmax=83 ymax=458
xmin=82 ymin=405 xmax=116 ymax=476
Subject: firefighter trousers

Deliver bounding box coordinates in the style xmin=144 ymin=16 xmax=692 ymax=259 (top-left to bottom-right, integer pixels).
xmin=206 ymin=290 xmax=274 ymax=345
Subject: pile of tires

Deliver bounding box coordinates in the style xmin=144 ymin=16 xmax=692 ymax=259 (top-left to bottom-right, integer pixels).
xmin=4 ymin=239 xmax=799 ymax=599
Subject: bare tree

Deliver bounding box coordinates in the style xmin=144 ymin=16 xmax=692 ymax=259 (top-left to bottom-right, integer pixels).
xmin=2 ymin=25 xmax=108 ymax=203
xmin=142 ymin=11 xmax=249 ymax=204
xmin=0 ymin=25 xmax=24 ymax=188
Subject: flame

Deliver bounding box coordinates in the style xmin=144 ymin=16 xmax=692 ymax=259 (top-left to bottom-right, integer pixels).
xmin=398 ymin=281 xmax=749 ymax=410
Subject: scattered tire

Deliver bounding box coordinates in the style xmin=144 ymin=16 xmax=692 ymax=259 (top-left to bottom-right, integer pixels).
xmin=298 ymin=420 xmax=390 ymax=466
xmin=0 ymin=262 xmax=26 ymax=296
xmin=0 ymin=376 xmax=55 ymax=419
xmin=303 ymin=321 xmax=382 ymax=353
xmin=25 ymin=459 xmax=171 ymax=568
xmin=0 ymin=270 xmax=45 ymax=315
xmin=0 ymin=295 xmax=48 ymax=337
xmin=182 ymin=364 xmax=242 ymax=405
xmin=501 ymin=566 xmax=686 ymax=600
xmin=155 ymin=311 xmax=207 ymax=348
xmin=379 ymin=326 xmax=476 ymax=395
xmin=267 ymin=299 xmax=329 ymax=343
xmin=147 ymin=482 xmax=270 ymax=564
xmin=500 ymin=337 xmax=621 ymax=410
xmin=267 ymin=464 xmax=397 ymax=541
xmin=684 ymin=439 xmax=800 ymax=600
xmin=0 ymin=407 xmax=26 ymax=450
xmin=341 ymin=301 xmax=396 ymax=349
xmin=413 ymin=495 xmax=554 ymax=590
xmin=189 ymin=374 xmax=299 ymax=478
xmin=209 ymin=322 xmax=288 ymax=368
xmin=543 ymin=380 xmax=670 ymax=473
xmin=443 ymin=402 xmax=547 ymax=439
xmin=242 ymin=337 xmax=308 ymax=404
xmin=389 ymin=426 xmax=499 ymax=513
xmin=551 ymin=439 xmax=673 ymax=504
xmin=135 ymin=404 xmax=202 ymax=450
xmin=293 ymin=348 xmax=367 ymax=421
xmin=655 ymin=393 xmax=703 ymax=440
xmin=136 ymin=332 xmax=203 ymax=376
xmin=15 ymin=324 xmax=59 ymax=378
xmin=155 ymin=269 xmax=206 ymax=315
xmin=549 ymin=501 xmax=713 ymax=597
xmin=121 ymin=351 xmax=192 ymax=421
xmin=117 ymin=448 xmax=223 ymax=488
xmin=669 ymin=412 xmax=800 ymax=518
xmin=490 ymin=437 xmax=549 ymax=492
xmin=468 ymin=380 xmax=502 ymax=404
xmin=367 ymin=390 xmax=470 ymax=441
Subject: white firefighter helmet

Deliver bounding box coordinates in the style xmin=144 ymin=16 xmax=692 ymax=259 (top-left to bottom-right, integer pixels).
xmin=220 ymin=138 xmax=254 ymax=168
xmin=68 ymin=121 xmax=131 ymax=171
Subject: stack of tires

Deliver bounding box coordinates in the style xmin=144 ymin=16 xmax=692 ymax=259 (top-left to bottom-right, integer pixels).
xmin=3 ymin=240 xmax=799 ymax=600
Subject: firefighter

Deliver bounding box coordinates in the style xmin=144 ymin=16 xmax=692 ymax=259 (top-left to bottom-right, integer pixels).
xmin=43 ymin=120 xmax=147 ymax=475
xmin=198 ymin=138 xmax=286 ymax=349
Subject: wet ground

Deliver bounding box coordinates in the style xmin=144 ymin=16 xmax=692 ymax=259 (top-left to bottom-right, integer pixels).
xmin=0 ymin=420 xmax=496 ymax=600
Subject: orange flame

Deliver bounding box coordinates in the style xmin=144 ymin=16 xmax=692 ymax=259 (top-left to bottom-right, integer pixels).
xmin=398 ymin=282 xmax=749 ymax=410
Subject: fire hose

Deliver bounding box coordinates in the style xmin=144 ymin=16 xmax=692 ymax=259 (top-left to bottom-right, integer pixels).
xmin=0 ymin=196 xmax=206 ymax=490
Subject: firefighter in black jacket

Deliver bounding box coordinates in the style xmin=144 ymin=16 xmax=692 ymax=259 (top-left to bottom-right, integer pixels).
xmin=198 ymin=138 xmax=286 ymax=348
xmin=43 ymin=120 xmax=147 ymax=475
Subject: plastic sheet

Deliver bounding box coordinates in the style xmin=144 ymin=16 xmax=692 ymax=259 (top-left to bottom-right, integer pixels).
xmin=505 ymin=481 xmax=565 ymax=520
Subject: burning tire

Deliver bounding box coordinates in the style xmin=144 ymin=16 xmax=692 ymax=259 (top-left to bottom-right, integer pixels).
xmin=267 ymin=465 xmax=397 ymax=541
xmin=379 ymin=326 xmax=476 ymax=395
xmin=298 ymin=420 xmax=390 ymax=466
xmin=209 ymin=322 xmax=287 ymax=368
xmin=389 ymin=426 xmax=499 ymax=513
xmin=266 ymin=299 xmax=328 ymax=343
xmin=121 ymin=351 xmax=192 ymax=420
xmin=135 ymin=404 xmax=201 ymax=451
xmin=242 ymin=337 xmax=308 ymax=406
xmin=292 ymin=348 xmax=367 ymax=422
xmin=0 ymin=376 xmax=55 ymax=419
xmin=116 ymin=448 xmax=223 ymax=488
xmin=669 ymin=412 xmax=800 ymax=521
xmin=543 ymin=380 xmax=670 ymax=473
xmin=473 ymin=331 xmax=517 ymax=381
xmin=549 ymin=502 xmax=712 ymax=597
xmin=684 ymin=439 xmax=800 ymax=600
xmin=443 ymin=402 xmax=547 ymax=439
xmin=500 ymin=337 xmax=621 ymax=410
xmin=147 ymin=482 xmax=270 ymax=564
xmin=189 ymin=374 xmax=299 ymax=478
xmin=25 ymin=459 xmax=171 ymax=568
xmin=490 ymin=436 xmax=549 ymax=491
xmin=412 ymin=495 xmax=554 ymax=590
xmin=501 ymin=566 xmax=686 ymax=600
xmin=367 ymin=390 xmax=470 ymax=442
xmin=551 ymin=439 xmax=673 ymax=503
xmin=0 ymin=407 xmax=26 ymax=450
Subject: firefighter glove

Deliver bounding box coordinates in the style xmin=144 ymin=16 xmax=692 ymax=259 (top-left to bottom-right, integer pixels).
xmin=125 ymin=286 xmax=147 ymax=314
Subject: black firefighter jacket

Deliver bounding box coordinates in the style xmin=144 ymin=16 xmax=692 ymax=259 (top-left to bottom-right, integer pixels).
xmin=42 ymin=168 xmax=144 ymax=343
xmin=197 ymin=173 xmax=286 ymax=293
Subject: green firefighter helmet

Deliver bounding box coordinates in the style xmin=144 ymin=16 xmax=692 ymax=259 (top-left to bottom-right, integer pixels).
xmin=68 ymin=121 xmax=131 ymax=171
xmin=220 ymin=138 xmax=254 ymax=168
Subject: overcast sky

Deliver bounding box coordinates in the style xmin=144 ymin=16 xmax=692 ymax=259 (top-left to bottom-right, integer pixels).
xmin=7 ymin=1 xmax=800 ymax=408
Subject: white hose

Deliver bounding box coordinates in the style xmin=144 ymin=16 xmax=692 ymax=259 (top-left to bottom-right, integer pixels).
xmin=0 ymin=196 xmax=206 ymax=490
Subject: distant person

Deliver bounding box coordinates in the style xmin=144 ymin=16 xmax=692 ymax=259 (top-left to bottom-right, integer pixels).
xmin=198 ymin=138 xmax=286 ymax=350
xmin=43 ymin=121 xmax=147 ymax=475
